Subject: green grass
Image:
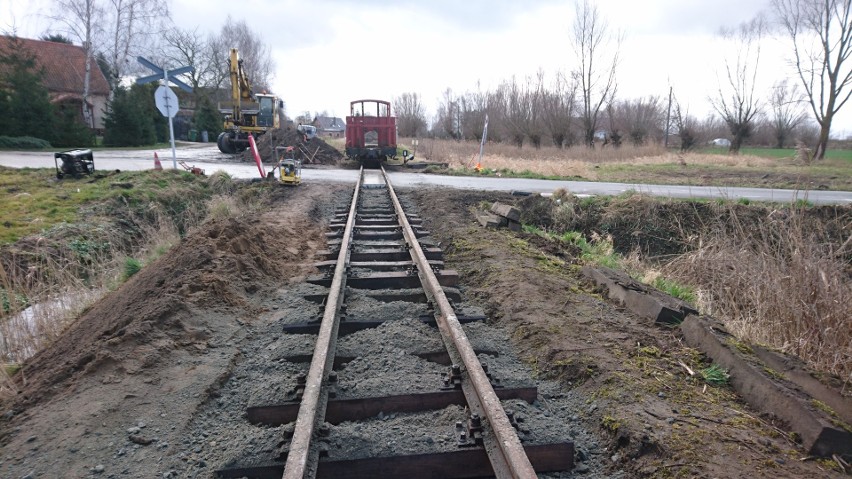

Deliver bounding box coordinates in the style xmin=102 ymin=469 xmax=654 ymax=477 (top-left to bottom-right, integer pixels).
xmin=700 ymin=364 xmax=730 ymax=385
xmin=122 ymin=257 xmax=142 ymax=280
xmin=596 ymin=160 xmax=852 ymax=190
xmin=522 ymin=225 xmax=621 ymax=268
xmin=0 ymin=166 xmax=212 ymax=244
xmin=652 ymin=277 xmax=697 ymax=304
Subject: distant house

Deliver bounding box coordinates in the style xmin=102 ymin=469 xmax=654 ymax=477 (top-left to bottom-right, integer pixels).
xmin=313 ymin=116 xmax=346 ymax=138
xmin=0 ymin=36 xmax=111 ymax=130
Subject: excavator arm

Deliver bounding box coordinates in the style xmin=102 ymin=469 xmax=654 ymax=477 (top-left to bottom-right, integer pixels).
xmin=218 ymin=47 xmax=280 ymax=154
xmin=228 ymin=48 xmax=254 ymax=123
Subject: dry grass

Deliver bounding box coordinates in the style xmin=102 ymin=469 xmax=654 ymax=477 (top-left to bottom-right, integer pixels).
xmin=662 ymin=206 xmax=852 ymax=383
xmin=0 ymin=206 xmax=183 ymax=366
xmin=0 ymin=183 xmax=267 ymax=388
xmin=403 ymin=138 xmax=782 ymax=178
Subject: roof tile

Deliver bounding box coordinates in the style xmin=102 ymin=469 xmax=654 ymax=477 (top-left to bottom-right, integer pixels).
xmin=0 ymin=35 xmax=111 ymax=96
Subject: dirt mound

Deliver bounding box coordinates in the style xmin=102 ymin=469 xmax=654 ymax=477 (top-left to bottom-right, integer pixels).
xmin=8 ymin=212 xmax=324 ymax=408
xmin=239 ymin=128 xmax=343 ymax=165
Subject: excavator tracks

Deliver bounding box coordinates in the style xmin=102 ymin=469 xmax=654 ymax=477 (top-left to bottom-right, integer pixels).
xmin=216 ymin=167 xmax=574 ymax=478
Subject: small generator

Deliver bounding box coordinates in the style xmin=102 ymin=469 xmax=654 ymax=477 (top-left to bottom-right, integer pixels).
xmin=54 ymin=149 xmax=95 ymax=179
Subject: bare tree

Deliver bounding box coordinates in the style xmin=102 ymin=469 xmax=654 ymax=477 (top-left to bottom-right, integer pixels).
xmin=435 ymin=88 xmax=460 ymax=139
xmin=609 ymin=96 xmax=664 ymax=146
xmin=162 ymin=27 xmax=217 ymax=92
xmin=769 ymin=79 xmax=807 ymax=148
xmin=103 ymin=0 xmax=169 ymax=96
xmin=773 ymin=0 xmax=852 ymax=159
xmin=459 ymin=86 xmax=488 ymax=142
xmin=673 ymin=99 xmax=699 ymax=151
xmin=485 ymin=87 xmax=507 ymax=143
xmin=215 ymin=16 xmax=275 ymax=91
xmin=394 ymin=92 xmax=427 ymax=137
xmin=525 ymin=71 xmax=546 ymax=148
xmin=541 ymin=72 xmax=577 ymax=148
xmin=572 ymin=0 xmax=620 ymax=147
xmin=711 ymin=17 xmax=765 ymax=153
xmin=502 ymin=77 xmax=528 ymax=147
xmin=49 ymin=0 xmax=102 ymax=128
xmin=205 ymin=32 xmax=231 ymax=96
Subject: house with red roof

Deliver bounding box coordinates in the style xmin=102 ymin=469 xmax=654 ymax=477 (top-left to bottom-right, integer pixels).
xmin=0 ymin=36 xmax=111 ymax=130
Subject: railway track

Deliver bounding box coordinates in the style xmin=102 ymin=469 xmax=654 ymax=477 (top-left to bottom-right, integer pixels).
xmin=217 ymin=167 xmax=574 ymax=478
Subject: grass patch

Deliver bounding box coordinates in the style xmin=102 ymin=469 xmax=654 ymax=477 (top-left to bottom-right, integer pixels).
xmin=651 ymin=277 xmax=696 ymax=304
xmin=601 ymin=415 xmax=621 ymax=432
xmin=556 ymin=231 xmax=619 ymax=268
xmin=122 ymin=257 xmax=142 ymax=281
xmin=700 ymin=364 xmax=730 ymax=385
xmin=0 ymin=167 xmax=212 ymax=244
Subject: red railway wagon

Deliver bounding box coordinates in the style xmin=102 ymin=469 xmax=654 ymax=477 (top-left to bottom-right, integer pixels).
xmin=345 ymin=99 xmax=397 ymax=165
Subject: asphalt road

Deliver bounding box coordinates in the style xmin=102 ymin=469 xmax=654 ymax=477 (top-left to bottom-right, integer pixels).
xmin=2 ymin=144 xmax=850 ymax=205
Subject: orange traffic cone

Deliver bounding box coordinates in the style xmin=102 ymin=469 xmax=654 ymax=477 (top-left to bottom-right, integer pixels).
xmin=154 ymin=152 xmax=163 ymax=170
xmin=474 ymin=162 xmax=482 ymax=173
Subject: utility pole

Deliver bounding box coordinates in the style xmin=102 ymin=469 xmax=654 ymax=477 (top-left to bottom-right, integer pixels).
xmin=664 ymin=86 xmax=673 ymax=149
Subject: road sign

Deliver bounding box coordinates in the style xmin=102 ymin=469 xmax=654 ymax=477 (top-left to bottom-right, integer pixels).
xmin=155 ymin=85 xmax=179 ymax=118
xmin=136 ymin=57 xmax=193 ymax=93
xmin=136 ymin=57 xmax=194 ymax=169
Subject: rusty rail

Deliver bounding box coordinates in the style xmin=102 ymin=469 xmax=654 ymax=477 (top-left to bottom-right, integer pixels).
xmin=381 ymin=167 xmax=537 ymax=478
xmin=283 ymin=167 xmax=364 ymax=479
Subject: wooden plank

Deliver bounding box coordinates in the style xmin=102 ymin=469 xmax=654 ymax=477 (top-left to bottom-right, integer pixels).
xmin=247 ymin=387 xmax=538 ymax=425
xmin=314 ymin=260 xmax=444 ymax=271
xmin=216 ymin=443 xmax=574 ymax=479
xmin=307 ymin=270 xmax=458 ymax=289
xmin=315 ymin=248 xmax=443 ymax=262
xmin=282 ymin=314 xmax=486 ymax=336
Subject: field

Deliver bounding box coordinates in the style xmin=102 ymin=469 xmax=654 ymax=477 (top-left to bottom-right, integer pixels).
xmin=390 ymin=138 xmax=852 ymax=190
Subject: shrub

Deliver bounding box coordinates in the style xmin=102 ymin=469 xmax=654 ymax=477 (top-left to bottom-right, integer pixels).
xmin=0 ymin=136 xmax=52 ymax=149
xmin=208 ymin=171 xmax=235 ymax=195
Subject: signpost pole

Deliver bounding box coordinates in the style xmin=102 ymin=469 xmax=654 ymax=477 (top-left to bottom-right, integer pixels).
xmin=137 ymin=57 xmax=193 ymax=171
xmin=164 ymin=69 xmax=178 ymax=169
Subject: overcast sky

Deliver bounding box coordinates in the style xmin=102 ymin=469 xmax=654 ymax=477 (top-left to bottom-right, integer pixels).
xmin=4 ymin=0 xmax=852 ymax=137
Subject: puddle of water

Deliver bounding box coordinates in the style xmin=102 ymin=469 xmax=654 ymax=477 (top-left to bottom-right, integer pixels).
xmin=1 ymin=290 xmax=102 ymax=361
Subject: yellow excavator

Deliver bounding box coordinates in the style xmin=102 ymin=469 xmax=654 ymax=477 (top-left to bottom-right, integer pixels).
xmin=217 ymin=48 xmax=282 ymax=154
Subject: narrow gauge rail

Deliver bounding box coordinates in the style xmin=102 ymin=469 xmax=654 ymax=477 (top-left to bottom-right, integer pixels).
xmin=217 ymin=168 xmax=573 ymax=478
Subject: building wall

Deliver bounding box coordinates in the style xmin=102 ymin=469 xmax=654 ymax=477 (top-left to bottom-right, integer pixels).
xmin=91 ymin=95 xmax=108 ymax=130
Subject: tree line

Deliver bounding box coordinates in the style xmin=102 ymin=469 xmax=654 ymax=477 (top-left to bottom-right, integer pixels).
xmin=1 ymin=0 xmax=277 ymax=147
xmin=395 ymin=0 xmax=852 ymax=159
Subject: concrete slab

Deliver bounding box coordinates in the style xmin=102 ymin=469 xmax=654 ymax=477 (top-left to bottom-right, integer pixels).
xmin=581 ymin=266 xmax=698 ymax=324
xmin=681 ymin=315 xmax=852 ymax=457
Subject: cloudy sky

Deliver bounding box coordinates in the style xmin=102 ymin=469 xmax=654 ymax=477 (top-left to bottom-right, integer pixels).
xmin=4 ymin=0 xmax=852 ymax=136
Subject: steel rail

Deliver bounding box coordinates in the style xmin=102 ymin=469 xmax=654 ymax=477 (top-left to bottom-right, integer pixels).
xmin=283 ymin=166 xmax=364 ymax=479
xmin=381 ymin=167 xmax=537 ymax=478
